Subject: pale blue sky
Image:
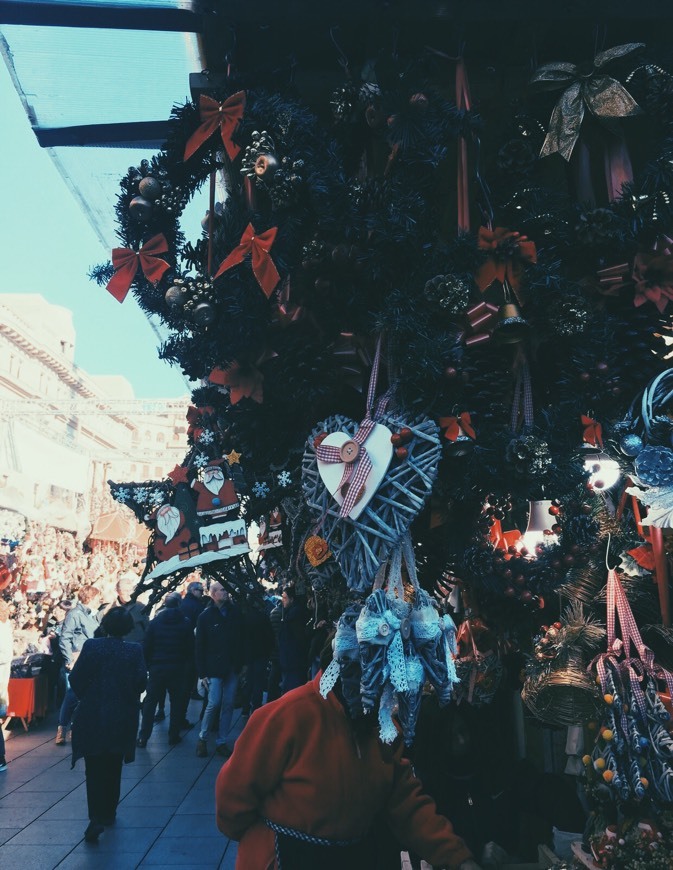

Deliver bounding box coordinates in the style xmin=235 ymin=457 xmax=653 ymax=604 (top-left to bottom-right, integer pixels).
xmin=1 ymin=66 xmax=188 ymax=398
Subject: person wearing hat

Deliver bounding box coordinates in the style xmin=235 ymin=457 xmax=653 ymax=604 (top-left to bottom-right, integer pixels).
xmin=136 ymin=592 xmax=194 ymax=747
xmin=69 ymin=607 xmax=146 ymax=842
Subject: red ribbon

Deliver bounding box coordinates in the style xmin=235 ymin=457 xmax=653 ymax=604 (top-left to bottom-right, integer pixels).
xmin=475 ymin=227 xmax=537 ymax=296
xmin=106 ymin=234 xmax=170 ymax=303
xmin=183 ymin=91 xmax=246 ymax=163
xmin=214 ymin=223 xmax=280 ymax=297
xmin=633 ymin=235 xmax=673 ymax=313
xmin=456 ymin=58 xmax=472 ymax=233
xmin=581 ymin=414 xmax=604 ymax=449
xmin=439 ymin=413 xmax=476 ymax=442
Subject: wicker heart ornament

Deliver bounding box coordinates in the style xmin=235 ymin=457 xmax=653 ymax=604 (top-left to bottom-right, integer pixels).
xmin=302 ymin=411 xmax=441 ymax=592
xmin=316 ymin=423 xmax=394 ymax=520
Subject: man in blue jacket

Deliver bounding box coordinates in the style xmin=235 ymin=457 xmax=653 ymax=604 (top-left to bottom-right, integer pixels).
xmin=195 ymin=581 xmax=244 ymax=758
xmin=136 ymin=593 xmax=193 ymax=747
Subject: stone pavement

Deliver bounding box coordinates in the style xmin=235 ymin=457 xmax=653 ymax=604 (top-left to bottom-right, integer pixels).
xmin=0 ymin=697 xmax=241 ymax=870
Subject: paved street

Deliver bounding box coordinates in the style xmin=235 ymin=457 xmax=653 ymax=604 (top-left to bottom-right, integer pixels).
xmin=0 ymin=697 xmax=240 ymax=869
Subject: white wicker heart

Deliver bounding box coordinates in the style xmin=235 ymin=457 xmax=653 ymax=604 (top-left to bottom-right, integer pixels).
xmin=302 ymin=412 xmax=441 ymax=593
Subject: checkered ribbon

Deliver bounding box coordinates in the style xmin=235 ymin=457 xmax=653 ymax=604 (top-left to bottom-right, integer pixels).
xmin=265 ymin=818 xmax=363 ymax=869
xmin=510 ymin=350 xmax=534 ymax=433
xmin=316 ymin=337 xmax=389 ymax=518
xmin=592 ymin=569 xmax=673 ymax=720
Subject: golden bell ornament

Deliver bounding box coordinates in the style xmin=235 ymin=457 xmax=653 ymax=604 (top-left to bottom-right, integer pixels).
xmin=493 ymin=301 xmax=529 ymax=344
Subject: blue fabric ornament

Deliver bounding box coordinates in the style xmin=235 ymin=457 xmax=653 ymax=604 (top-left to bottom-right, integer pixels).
xmin=619 ymin=433 xmax=644 ymax=457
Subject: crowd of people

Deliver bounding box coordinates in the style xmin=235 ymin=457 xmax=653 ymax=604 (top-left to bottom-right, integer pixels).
xmin=0 ymin=519 xmax=144 ymax=657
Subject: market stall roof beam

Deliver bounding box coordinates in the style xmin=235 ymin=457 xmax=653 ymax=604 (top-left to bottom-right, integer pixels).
xmin=34 ymin=120 xmax=172 ymax=149
xmin=0 ymin=1 xmax=203 ymax=32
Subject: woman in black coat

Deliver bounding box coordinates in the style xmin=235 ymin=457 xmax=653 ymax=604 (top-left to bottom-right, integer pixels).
xmin=69 ymin=607 xmax=147 ymax=843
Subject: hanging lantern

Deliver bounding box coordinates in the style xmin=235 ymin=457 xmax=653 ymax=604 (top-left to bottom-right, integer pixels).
xmin=519 ymin=499 xmax=558 ymax=552
xmin=584 ymin=453 xmax=621 ymax=492
xmin=493 ymin=280 xmax=529 ymax=344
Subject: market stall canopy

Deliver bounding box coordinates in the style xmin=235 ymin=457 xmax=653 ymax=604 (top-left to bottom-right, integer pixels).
xmin=0 ymin=0 xmax=203 ymax=249
xmin=90 ymin=506 xmax=149 ymax=544
xmin=2 ymin=1 xmax=673 ymax=250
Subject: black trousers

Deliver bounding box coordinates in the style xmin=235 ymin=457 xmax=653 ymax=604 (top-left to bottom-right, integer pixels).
xmin=139 ymin=666 xmax=188 ymax=741
xmin=84 ymin=753 xmax=123 ymax=822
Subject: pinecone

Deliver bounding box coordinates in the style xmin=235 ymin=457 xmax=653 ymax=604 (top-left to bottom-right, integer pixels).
xmin=562 ymin=514 xmax=600 ymax=546
xmin=575 ymin=208 xmax=622 ymax=246
xmin=424 ymin=274 xmax=472 ymax=314
xmin=496 ymin=139 xmax=537 ymax=175
xmin=330 ymin=83 xmax=360 ymax=123
xmin=349 ymin=178 xmax=390 ymax=211
xmin=461 ymin=544 xmax=496 ymax=580
xmin=634 ymin=445 xmax=673 ymax=486
xmin=506 ymin=435 xmax=552 ymax=477
xmin=549 ymin=297 xmax=590 ymax=336
xmin=267 ymin=158 xmax=304 ymax=209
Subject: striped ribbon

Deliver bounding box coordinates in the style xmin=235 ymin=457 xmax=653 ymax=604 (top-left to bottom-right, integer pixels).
xmin=265 ymin=818 xmax=362 ymax=869
xmin=593 ymin=569 xmax=673 ymax=720
xmin=510 ymin=350 xmax=534 ymax=433
xmin=316 ymin=336 xmax=389 ymax=518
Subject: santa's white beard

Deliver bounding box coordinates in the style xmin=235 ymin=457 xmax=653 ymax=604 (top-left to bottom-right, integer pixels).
xmin=202 ymin=469 xmax=225 ymax=495
xmin=157 ymin=506 xmax=181 ymax=542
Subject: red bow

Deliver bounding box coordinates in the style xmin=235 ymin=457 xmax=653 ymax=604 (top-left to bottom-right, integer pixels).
xmin=581 ymin=414 xmax=603 ymax=449
xmin=183 ymin=91 xmax=246 ymax=163
xmin=209 ymin=361 xmax=264 ymax=404
xmin=439 ymin=413 xmax=476 ymax=441
xmin=633 ymin=236 xmax=673 ymax=313
xmin=475 ymin=227 xmax=537 ymax=296
xmin=214 ymin=223 xmax=280 ymax=297
xmin=106 ymin=234 xmax=170 ymax=303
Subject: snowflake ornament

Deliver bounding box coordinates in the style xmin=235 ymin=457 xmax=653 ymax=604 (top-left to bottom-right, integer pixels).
xmin=198 ymin=430 xmax=215 ymax=445
xmin=115 ymin=487 xmax=130 ymax=504
xmin=133 ymin=487 xmax=150 ymax=502
xmin=148 ymin=490 xmax=165 ymax=508
xmin=253 ymin=481 xmax=270 ymax=498
xmin=193 ymin=453 xmax=209 ymax=468
xmin=277 ymin=470 xmax=292 ymax=488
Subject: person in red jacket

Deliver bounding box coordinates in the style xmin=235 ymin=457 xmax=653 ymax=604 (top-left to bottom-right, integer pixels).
xmin=215 ymin=667 xmax=482 ymax=870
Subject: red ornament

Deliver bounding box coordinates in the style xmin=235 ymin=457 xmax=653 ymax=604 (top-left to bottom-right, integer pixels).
xmin=399 ymin=427 xmax=412 ymax=442
xmin=391 ymin=433 xmax=402 ymax=446
xmin=395 ymin=446 xmax=409 ymax=460
xmin=167 ymin=464 xmax=189 ymax=485
xmin=548 ymin=504 xmax=561 ymax=516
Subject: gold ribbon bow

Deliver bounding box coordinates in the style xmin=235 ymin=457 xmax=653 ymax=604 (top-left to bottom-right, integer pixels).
xmin=530 ymin=43 xmax=644 ymax=161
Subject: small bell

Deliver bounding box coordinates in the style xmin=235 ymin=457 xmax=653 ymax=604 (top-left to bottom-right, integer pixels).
xmin=493 ymin=301 xmax=529 ymax=344
xmin=493 ymin=281 xmax=529 ymax=344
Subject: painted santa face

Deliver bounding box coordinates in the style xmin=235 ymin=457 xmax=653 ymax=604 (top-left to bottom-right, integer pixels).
xmin=157 ymin=505 xmax=182 ymax=542
xmin=202 ymin=466 xmax=225 ymax=494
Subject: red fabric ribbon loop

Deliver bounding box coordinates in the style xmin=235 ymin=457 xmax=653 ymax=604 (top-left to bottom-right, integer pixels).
xmin=106 ymin=234 xmax=170 ymax=303
xmin=439 ymin=413 xmax=476 ymax=442
xmin=475 ymin=227 xmax=537 ymax=296
xmin=183 ymin=91 xmax=246 ymax=163
xmin=633 ymin=235 xmax=673 ymax=313
xmin=581 ymin=414 xmax=604 ymax=449
xmin=214 ymin=223 xmax=280 ymax=297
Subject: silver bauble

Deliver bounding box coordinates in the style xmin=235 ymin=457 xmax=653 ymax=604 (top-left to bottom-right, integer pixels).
xmin=138 ymin=176 xmax=162 ymax=201
xmin=192 ymin=302 xmax=216 ymax=326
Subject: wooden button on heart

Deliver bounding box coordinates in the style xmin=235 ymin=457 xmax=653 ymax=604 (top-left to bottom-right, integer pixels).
xmin=340 ymin=440 xmax=360 ymax=462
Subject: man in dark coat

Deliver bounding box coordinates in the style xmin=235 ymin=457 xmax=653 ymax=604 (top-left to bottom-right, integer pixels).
xmin=240 ymin=603 xmax=275 ymax=716
xmin=137 ymin=593 xmax=194 ymax=747
xmin=195 ymin=581 xmax=244 ymax=758
xmin=278 ymin=583 xmax=309 ymax=694
xmin=69 ymin=607 xmax=146 ymax=842
xmin=179 ymin=578 xmax=206 ymax=701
